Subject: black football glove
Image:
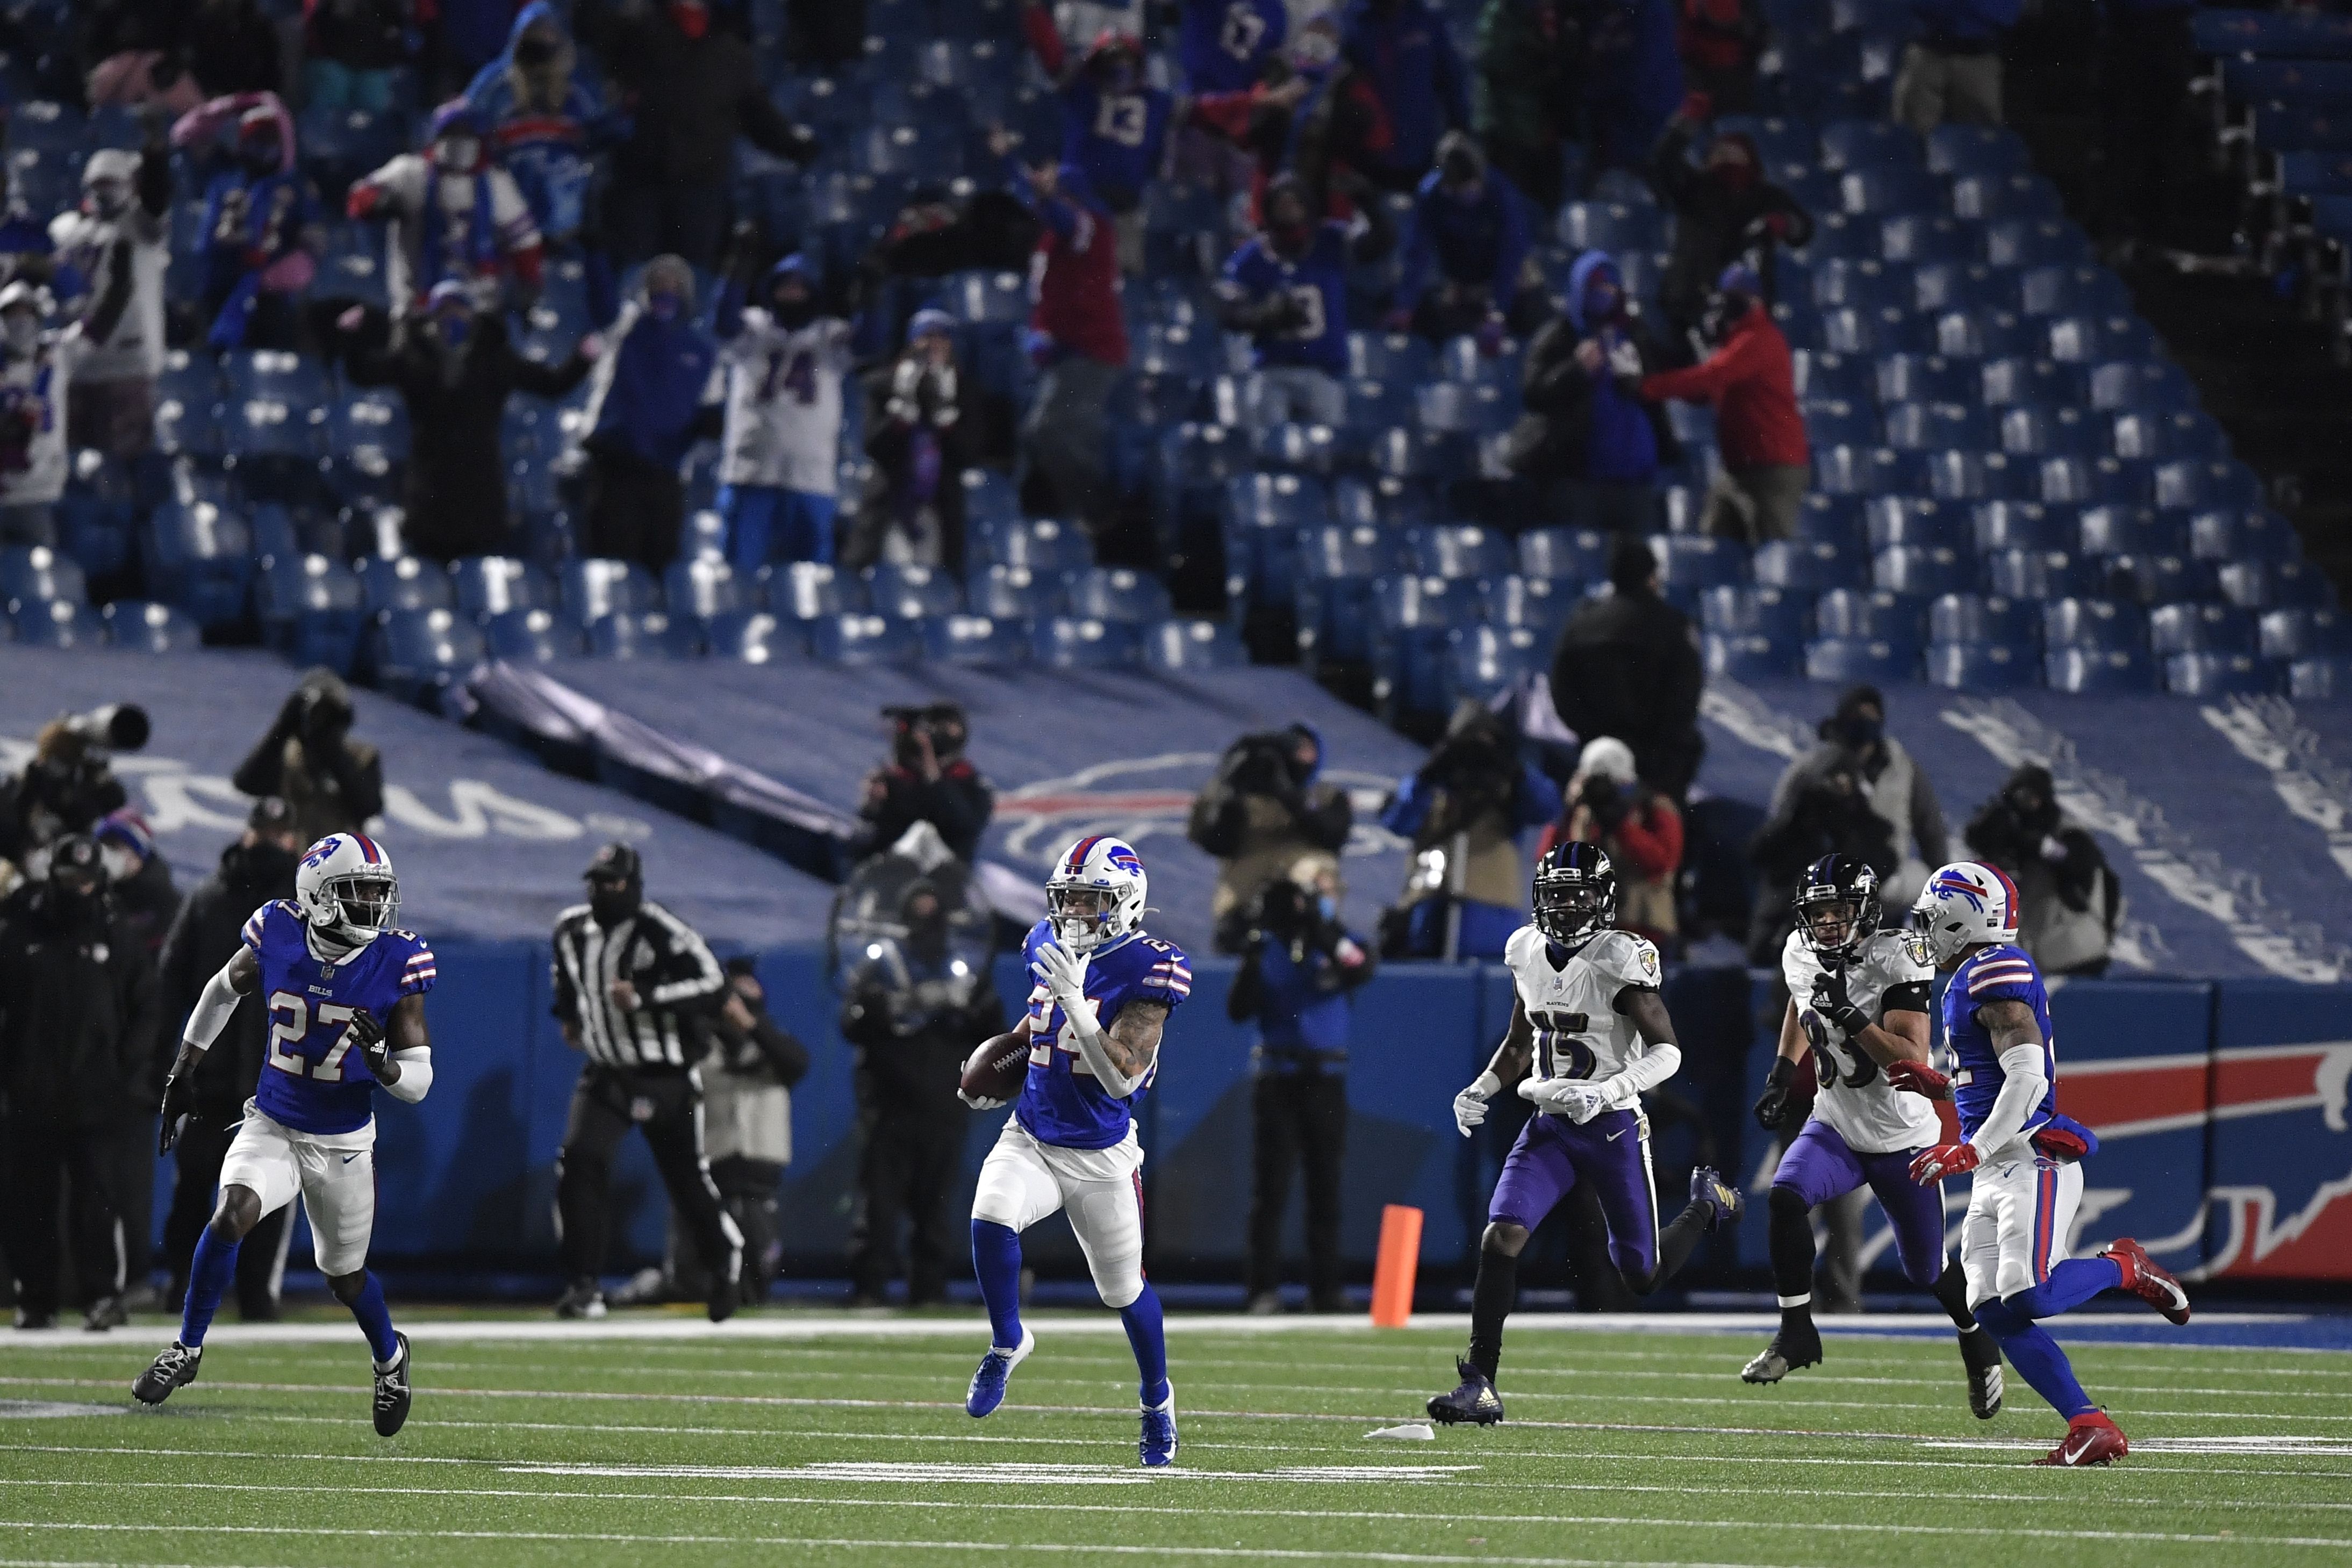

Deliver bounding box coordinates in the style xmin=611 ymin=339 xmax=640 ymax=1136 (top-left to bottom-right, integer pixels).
xmin=347 ymin=1008 xmax=391 ymax=1079
xmin=1812 ymin=968 xmax=1870 ymax=1039
xmin=159 ymin=1073 xmax=196 ymax=1155
xmin=1751 ymin=1055 xmax=1797 ymax=1132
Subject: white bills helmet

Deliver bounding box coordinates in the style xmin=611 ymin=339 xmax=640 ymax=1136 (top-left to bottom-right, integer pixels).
xmin=295 ymin=832 xmax=400 ymax=949
xmin=1909 ymin=860 xmax=2020 ymax=966
xmin=1045 ymin=835 xmax=1148 ymax=954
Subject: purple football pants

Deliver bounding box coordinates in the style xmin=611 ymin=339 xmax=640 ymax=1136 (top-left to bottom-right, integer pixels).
xmin=1774 ymin=1118 xmax=1949 ymax=1288
xmin=1489 ymin=1107 xmax=1657 ymax=1279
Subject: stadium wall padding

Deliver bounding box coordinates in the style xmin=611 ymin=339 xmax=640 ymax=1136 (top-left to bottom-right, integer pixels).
xmin=227 ymin=946 xmax=2352 ymax=1287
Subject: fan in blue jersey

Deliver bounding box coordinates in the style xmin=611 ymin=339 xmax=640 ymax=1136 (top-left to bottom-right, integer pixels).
xmin=1021 ymin=18 xmax=1175 ymax=217
xmin=961 ymin=836 xmax=1191 ymax=1466
xmin=1892 ymin=860 xmax=2192 ymax=1468
xmin=1215 ymin=172 xmax=1393 ymax=427
xmin=134 ymin=833 xmax=437 ymax=1437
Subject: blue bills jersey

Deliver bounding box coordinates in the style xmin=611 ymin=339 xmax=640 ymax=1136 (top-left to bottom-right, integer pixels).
xmin=1178 ymin=0 xmax=1288 ymax=93
xmin=1057 ymin=80 xmax=1174 ymax=210
xmin=1015 ymin=922 xmax=1191 ymax=1150
xmin=1222 ymin=223 xmax=1354 ymax=375
xmin=241 ymin=900 xmax=437 ymax=1137
xmin=1944 ymin=942 xmax=2057 ymax=1145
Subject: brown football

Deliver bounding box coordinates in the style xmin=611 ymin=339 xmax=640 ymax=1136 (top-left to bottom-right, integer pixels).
xmin=960 ymin=1030 xmax=1031 ymax=1102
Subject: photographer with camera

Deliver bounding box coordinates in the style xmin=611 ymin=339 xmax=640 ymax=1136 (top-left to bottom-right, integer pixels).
xmin=1189 ymin=723 xmax=1353 ymax=956
xmin=0 ymin=704 xmax=148 ymax=877
xmin=1375 ymin=703 xmax=1560 ymax=960
xmin=840 ymin=879 xmax=1003 ymax=1306
xmin=1964 ymin=763 xmax=2119 ymax=977
xmin=1546 ymin=737 xmax=1684 ymax=949
xmin=231 ymin=670 xmax=384 ymax=847
xmin=858 ymin=703 xmax=992 ymax=864
xmin=1746 ymin=758 xmax=1896 ymax=965
xmin=1227 ymin=858 xmax=1374 ymax=1314
xmin=1764 ymin=685 xmax=1948 ymax=913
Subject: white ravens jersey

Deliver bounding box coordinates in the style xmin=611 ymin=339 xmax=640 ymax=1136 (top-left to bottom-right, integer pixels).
xmin=716 ymin=312 xmax=853 ymax=493
xmin=1780 ymin=927 xmax=1939 ymax=1154
xmin=1503 ymin=925 xmax=1663 ymax=1087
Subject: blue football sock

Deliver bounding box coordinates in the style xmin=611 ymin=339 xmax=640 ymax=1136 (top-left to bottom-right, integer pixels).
xmin=179 ymin=1227 xmax=239 ymax=1349
xmin=971 ymin=1220 xmax=1025 ymax=1351
xmin=2008 ymin=1257 xmax=2122 ymax=1321
xmin=1975 ymin=1298 xmax=2096 ymax=1419
xmin=1120 ymin=1283 xmax=1170 ymax=1408
xmin=347 ymin=1273 xmax=400 ymax=1365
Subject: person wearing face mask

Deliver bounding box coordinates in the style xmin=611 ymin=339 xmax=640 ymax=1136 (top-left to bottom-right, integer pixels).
xmin=1228 ymin=858 xmax=1374 ymax=1313
xmin=1637 ymin=262 xmax=1808 ymax=544
xmin=94 ymin=810 xmax=180 ymax=960
xmin=1376 ymin=702 xmax=1561 ymax=960
xmin=1019 ymin=11 xmax=1174 ymax=271
xmin=232 ymin=669 xmax=388 ymax=848
xmin=1186 ymin=11 xmax=1397 ymax=227
xmin=712 ymin=240 xmax=856 ymax=572
xmin=1215 ymin=171 xmax=1394 ymax=429
xmin=1550 ymin=736 xmax=1683 ymax=948
xmin=48 ymin=116 xmax=173 ymax=461
xmin=1388 ymin=130 xmax=1546 ymax=344
xmin=1761 ymin=686 xmax=1949 ymax=916
xmin=0 ymin=835 xmax=161 ymax=1330
xmin=1338 ymin=0 xmax=1469 ymax=185
xmin=152 ymin=797 xmax=303 ymax=1324
xmin=0 ymin=281 xmax=96 ymax=547
xmin=1650 ymin=106 xmax=1810 ymax=347
xmin=171 ymin=92 xmax=322 ymax=352
xmin=849 ymin=311 xmax=974 ymax=573
xmin=840 ymin=880 xmax=1005 ymax=1307
xmin=573 ymin=0 xmax=821 ymax=269
xmin=1171 ymin=0 xmax=1289 ymax=198
xmin=1510 ymin=250 xmax=1678 ymax=531
xmin=1964 ymin=764 xmax=2118 ymax=977
xmin=1191 ymin=722 xmax=1356 ymax=954
xmin=336 ymin=279 xmax=601 ymax=562
xmin=463 ymin=3 xmax=619 ymax=256
xmin=578 ymin=255 xmax=718 ymax=572
xmin=347 ymin=100 xmax=546 ymax=324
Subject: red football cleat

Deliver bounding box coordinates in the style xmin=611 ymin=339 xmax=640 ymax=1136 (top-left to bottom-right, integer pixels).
xmin=2033 ymin=1409 xmax=2128 ymax=1468
xmin=2102 ymin=1238 xmax=2192 ymax=1326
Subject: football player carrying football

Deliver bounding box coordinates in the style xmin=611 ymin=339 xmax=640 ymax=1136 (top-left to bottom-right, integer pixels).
xmin=959 ymin=836 xmax=1190 ymax=1466
xmin=1429 ymin=843 xmax=1744 ymax=1426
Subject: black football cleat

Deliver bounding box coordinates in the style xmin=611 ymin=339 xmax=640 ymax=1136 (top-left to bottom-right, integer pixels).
xmin=1740 ymin=1317 xmax=1823 ymax=1384
xmin=373 ymin=1333 xmax=412 ymax=1437
xmin=1959 ymin=1325 xmax=2004 ymax=1419
xmin=553 ymin=1279 xmax=607 ymax=1319
xmin=1426 ymin=1358 xmax=1505 ymax=1426
xmin=1689 ymin=1167 xmax=1746 ymax=1231
xmin=132 ymin=1341 xmax=201 ymax=1405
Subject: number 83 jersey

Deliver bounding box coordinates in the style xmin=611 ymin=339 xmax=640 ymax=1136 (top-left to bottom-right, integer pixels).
xmin=243 ymin=899 xmax=438 ymax=1137
xmin=1502 ymin=926 xmax=1663 ymax=1088
xmin=1780 ymin=927 xmax=1938 ymax=1154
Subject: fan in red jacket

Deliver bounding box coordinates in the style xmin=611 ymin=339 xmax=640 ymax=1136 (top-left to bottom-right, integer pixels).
xmin=1638 ymin=263 xmax=1809 ymax=545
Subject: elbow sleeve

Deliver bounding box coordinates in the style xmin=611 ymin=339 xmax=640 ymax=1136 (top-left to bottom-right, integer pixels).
xmin=385 ymin=1048 xmax=433 ymax=1103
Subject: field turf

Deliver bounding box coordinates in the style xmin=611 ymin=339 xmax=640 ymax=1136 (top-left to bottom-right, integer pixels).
xmin=3 ymin=1310 xmax=2349 ymax=1566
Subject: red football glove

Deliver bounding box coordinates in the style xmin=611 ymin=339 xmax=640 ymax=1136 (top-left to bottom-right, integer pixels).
xmin=1885 ymin=1059 xmax=1953 ymax=1101
xmin=1910 ymin=1142 xmax=1981 ymax=1185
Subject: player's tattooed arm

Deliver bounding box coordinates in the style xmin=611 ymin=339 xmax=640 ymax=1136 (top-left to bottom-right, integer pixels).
xmin=1104 ymin=1002 xmax=1168 ymax=1080
xmin=1980 ymin=996 xmax=2043 ymax=1051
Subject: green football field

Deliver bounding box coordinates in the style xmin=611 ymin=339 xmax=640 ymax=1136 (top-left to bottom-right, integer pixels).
xmin=2 ymin=1310 xmax=2349 ymax=1567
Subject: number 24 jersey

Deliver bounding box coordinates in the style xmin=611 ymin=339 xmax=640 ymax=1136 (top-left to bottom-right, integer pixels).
xmin=1502 ymin=925 xmax=1663 ymax=1088
xmin=241 ymin=900 xmax=436 ymax=1137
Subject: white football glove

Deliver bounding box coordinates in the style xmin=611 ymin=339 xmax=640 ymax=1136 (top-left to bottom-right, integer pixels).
xmin=958 ymin=1088 xmax=1010 ymax=1111
xmin=1520 ymin=1077 xmax=1606 ymax=1124
xmin=1453 ymin=1071 xmax=1502 ymax=1138
xmin=1034 ymin=939 xmax=1090 ymax=1011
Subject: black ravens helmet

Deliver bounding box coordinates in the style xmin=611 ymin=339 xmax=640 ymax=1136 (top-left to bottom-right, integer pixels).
xmin=1532 ymin=840 xmax=1617 ymax=949
xmin=1792 ymin=853 xmax=1881 ymax=961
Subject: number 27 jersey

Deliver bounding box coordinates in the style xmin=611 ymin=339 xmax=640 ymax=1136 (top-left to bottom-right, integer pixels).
xmin=242 ymin=900 xmax=437 ymax=1137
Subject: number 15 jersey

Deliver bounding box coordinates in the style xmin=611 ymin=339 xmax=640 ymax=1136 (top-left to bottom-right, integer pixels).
xmin=1502 ymin=925 xmax=1663 ymax=1089
xmin=1779 ymin=927 xmax=1937 ymax=1155
xmin=242 ymin=900 xmax=437 ymax=1137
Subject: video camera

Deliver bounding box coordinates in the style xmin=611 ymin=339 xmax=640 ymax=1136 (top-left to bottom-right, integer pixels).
xmin=1217 ymin=730 xmax=1303 ymax=797
xmin=63 ymin=703 xmax=149 ymax=754
xmin=883 ymin=702 xmax=969 ymax=768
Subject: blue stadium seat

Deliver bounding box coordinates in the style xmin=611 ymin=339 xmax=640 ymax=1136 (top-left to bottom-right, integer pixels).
xmin=2043 ymin=597 xmax=2148 ymax=652
xmin=257 ymin=553 xmax=366 ymax=673
xmin=1447 ymin=624 xmax=1547 ymax=704
xmin=1034 ymin=615 xmax=1143 ymax=670
xmin=1069 ymin=566 xmax=1174 ymax=624
xmin=961 ymin=467 xmax=1021 ymax=534
xmin=1865 ymin=495 xmax=1967 ymax=550
xmin=1971 ymin=501 xmax=2072 ymax=553
xmin=1705 ymin=627 xmax=1804 ymax=679
xmin=1652 ymin=533 xmax=1748 ymax=602
xmin=2112 ymin=409 xmax=2228 ymax=463
xmin=1753 ymin=538 xmax=1862 ymax=592
xmin=1934 ymin=309 xmax=2039 ymax=360
xmin=1518 ymin=527 xmax=1611 ymax=583
xmin=0 ymin=545 xmax=87 ymax=607
xmin=1365 ymin=426 xmax=1471 ymax=483
xmin=1980 ymin=356 xmax=2086 ymax=409
xmin=1409 ymin=524 xmax=1515 ymax=580
xmin=2150 ymin=602 xmax=2256 ymax=656
xmin=1821 ymin=118 xmax=1925 ymax=172
xmin=866 ymin=563 xmax=963 ymax=621
xmin=1816 ymin=444 xmax=1920 ymax=496
xmin=1332 ymin=473 xmax=1438 ymax=529
xmin=2165 ymin=651 xmax=2275 ymax=696
xmin=1339 ymin=377 xmax=1415 ymax=434
xmin=13 ymin=598 xmax=96 ymax=648
xmin=921 ymin=612 xmax=1030 ymax=666
xmin=1984 ymin=219 xmax=2089 ymax=269
xmin=2049 ymin=314 xmax=2154 ymax=366
xmin=664 ymin=558 xmax=749 ymax=620
xmin=1373 ymin=575 xmax=1483 ymax=717
xmin=355 ymin=555 xmax=454 ymax=617
xmin=2258 ymin=607 xmax=2352 ymax=660
xmin=2153 ymin=459 xmax=2262 ymax=514
xmin=453 ymin=556 xmax=555 ymax=618
xmin=765 ymin=560 xmax=861 ymax=621
xmin=1801 ymin=398 xmax=1878 ymax=449
xmin=811 ymin=612 xmax=922 ymax=664
xmin=1931 ymin=592 xmax=2040 ymax=649
xmin=968 ymin=564 xmax=1065 ymax=620
xmin=2047 ymin=646 xmax=2156 ymax=693
xmin=1926 ymin=124 xmax=2031 ymax=177
xmin=143 ymin=501 xmax=247 ymax=630
xmin=2221 ymin=560 xmax=2336 ymax=610
xmin=588 ymin=610 xmax=701 ymax=659
xmin=1791 ymin=348 xmax=1874 ymax=402
xmin=1989 ymin=548 xmax=2096 ymax=600
xmin=937 ymin=269 xmax=1027 ymax=325
xmin=1873 ymin=544 xmax=1975 ymax=598
xmin=1926 ymin=450 xmax=2032 ymax=501
xmin=677 ymin=508 xmax=728 ymax=564
xmin=2189 ymin=507 xmax=2291 ymax=562
xmin=1557 ymin=201 xmax=1669 ymax=255
xmin=1481 ymin=574 xmax=1575 ymax=635
xmin=1879 ymin=214 xmax=1973 ymax=265
xmin=226 ymin=350 xmax=335 ymax=412
xmin=1807 ymin=636 xmax=1920 ymax=682
xmin=1701 ymin=584 xmax=1810 ymax=641
xmin=1144 ymin=617 xmax=1248 ymax=672
xmin=375 ymin=608 xmax=489 ymax=701
xmin=331 ymin=391 xmax=411 ymax=463
xmin=560 ymin=559 xmax=662 ymax=625
xmin=1999 ymin=407 xmax=2100 ymax=457
xmin=705 ymin=610 xmax=801 ymax=664
xmin=2037 ymin=455 xmax=2140 ymax=507
xmin=1883 ymin=401 xmax=1992 ymax=451
xmin=1813 ymin=257 xmax=1910 ymax=311
xmin=1912 ymin=261 xmax=2016 ymax=314
xmin=1927 ymin=641 xmax=2040 ymax=691
xmin=2088 ymin=359 xmax=2197 ymax=414
xmin=99 ymin=600 xmax=202 ymax=653
xmin=1414 ymin=382 xmax=1516 ymax=436
xmin=1842 ymin=167 xmax=1945 ymax=217
xmin=1815 ymin=587 xmax=1927 ymax=643
xmin=1791 ymin=493 xmax=1866 ymax=548
xmin=484 ymin=607 xmax=586 ymax=661
xmin=2104 ymin=552 xmax=2217 ymax=606
xmin=1875 ymin=353 xmax=1970 ymax=404
xmin=2018 ymin=264 xmax=2129 ymax=319
xmin=1950 ymin=172 xmax=2064 ymax=221
xmin=1250 ymin=420 xmax=1347 ymax=474
xmin=1346 ymin=332 xmax=1437 ymax=384
xmin=1438 ymin=335 xmax=1524 ymax=390
xmin=2289 ymin=657 xmax=2352 ymax=700
xmin=1296 ymin=524 xmax=1399 ymax=664
xmin=1823 ymin=304 xmax=1930 ymax=356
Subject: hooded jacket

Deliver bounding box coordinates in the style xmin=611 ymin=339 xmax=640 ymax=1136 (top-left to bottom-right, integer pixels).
xmin=584 ymin=272 xmax=717 ymax=472
xmin=1638 ymin=301 xmax=1805 ymax=471
xmin=0 ymin=880 xmax=160 ymax=1126
xmin=1517 ymin=251 xmax=1676 ymax=484
xmin=1650 ymin=118 xmax=1812 ymax=328
xmin=464 ymin=2 xmax=619 ymax=242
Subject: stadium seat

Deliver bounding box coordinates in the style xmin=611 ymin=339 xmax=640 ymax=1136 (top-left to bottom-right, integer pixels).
xmin=1926 ymin=450 xmax=2032 ymax=502
xmin=100 ymin=600 xmax=202 ymax=653
xmin=866 ymin=563 xmax=963 ymax=621
xmin=1875 ymin=353 xmax=1970 ymax=404
xmin=1802 ymin=398 xmax=1878 ymax=448
xmin=1704 ymin=630 xmax=1803 ymax=680
xmin=1880 ymin=214 xmax=1973 ymax=265
xmin=1481 ymin=574 xmax=1575 ymax=635
xmin=1813 ymin=257 xmax=1908 ymax=312
xmin=2164 ymin=651 xmax=2275 ymax=696
xmin=2112 ymin=410 xmax=2226 ymax=464
xmin=1984 ymin=219 xmax=2088 ymax=269
xmin=961 ymin=467 xmax=1021 ymax=534
xmin=2289 ymin=656 xmax=2352 ymax=700
xmin=2047 ymin=645 xmax=2156 ymax=693
xmin=2154 ymin=459 xmax=2262 ymax=513
xmin=483 ymin=607 xmax=586 ymax=661
xmin=765 ymin=560 xmax=861 ymax=622
xmin=1930 ymin=592 xmax=2041 ymax=649
xmin=1651 ymin=533 xmax=1748 ymax=603
xmin=1409 ymin=524 xmax=1515 ymax=581
xmin=2088 ymin=359 xmax=2196 ymax=414
xmin=1557 ymin=201 xmax=1668 ymax=255
xmin=1753 ymin=539 xmax=1862 ymax=593
xmin=1999 ymin=407 xmax=2100 ymax=458
xmin=2188 ymin=510 xmax=2297 ymax=566
xmin=657 ymin=558 xmax=744 ymax=621
xmin=1373 ymin=574 xmax=1483 ymax=718
xmin=1806 ymin=636 xmax=1921 ymax=682
xmin=810 ymin=612 xmax=921 ymax=664
xmin=13 ymin=598 xmax=96 ymax=648
xmin=1817 ymin=587 xmax=1927 ymax=644
xmin=1816 ymin=444 xmax=1920 ymax=496
xmin=2077 ymin=505 xmax=2184 ymax=559
xmin=702 ymin=610 xmax=800 ymax=664
xmin=2043 ymin=597 xmax=2148 ymax=652
xmin=354 ymin=556 xmax=454 ymax=618
xmin=1791 ymin=348 xmax=1874 ymax=402
xmin=996 ymin=518 xmax=1098 ymax=574
xmin=1518 ymin=527 xmax=1612 ymax=583
xmin=2150 ymin=602 xmax=2257 ymax=656
xmin=1971 ymin=501 xmax=2072 ymax=553
xmin=0 ymin=545 xmax=87 ymax=607
xmin=560 ymin=559 xmax=662 ymax=625
xmin=1069 ymin=566 xmax=1174 ymax=624
xmin=1332 ymin=473 xmax=1438 ymax=530
xmin=2103 ymin=552 xmax=2218 ymax=606
xmin=1448 ymin=624 xmax=1546 ymax=704
xmin=453 ymin=556 xmax=555 ymax=618
xmin=1987 ymin=547 xmax=2096 ymax=600
xmin=1702 ymin=584 xmax=1812 ymax=642
xmin=256 ymin=553 xmax=366 ymax=672
xmin=1926 ymin=641 xmax=2039 ymax=691
xmin=1912 ymin=261 xmax=2016 ymax=314
xmin=1346 ymin=332 xmax=1437 ymax=384
xmin=1926 ymin=124 xmax=2031 ymax=178
xmin=1791 ymin=493 xmax=1867 ymax=548
xmin=2258 ymin=607 xmax=2352 ymax=660
xmin=967 ymin=563 xmax=1066 ymax=621
xmin=1934 ymin=310 xmax=2039 ymax=360
xmin=375 ymin=608 xmax=489 ymax=701
xmin=1863 ymin=495 xmax=1967 ymax=550
xmin=2221 ymin=559 xmax=2336 ymax=610
xmin=1145 ymin=617 xmax=1248 ymax=672
xmin=1883 ymin=401 xmax=1991 ymax=451
xmin=922 ymin=612 xmax=1030 ymax=666
xmin=1034 ymin=615 xmax=1143 ymax=670
xmin=1981 ymin=357 xmax=2085 ymax=409
xmin=1821 ymin=118 xmax=1925 ymax=172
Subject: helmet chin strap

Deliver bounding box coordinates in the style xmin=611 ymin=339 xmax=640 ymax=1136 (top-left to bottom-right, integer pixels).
xmin=304 ymin=917 xmax=368 ymax=962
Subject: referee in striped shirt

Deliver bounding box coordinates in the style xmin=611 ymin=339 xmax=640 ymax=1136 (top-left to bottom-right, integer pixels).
xmin=550 ymin=843 xmax=744 ymax=1322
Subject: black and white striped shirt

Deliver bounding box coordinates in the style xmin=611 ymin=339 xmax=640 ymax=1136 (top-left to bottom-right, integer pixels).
xmin=550 ymin=900 xmax=726 ymax=1069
